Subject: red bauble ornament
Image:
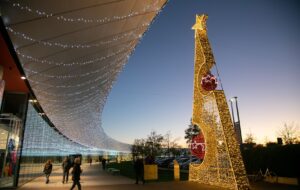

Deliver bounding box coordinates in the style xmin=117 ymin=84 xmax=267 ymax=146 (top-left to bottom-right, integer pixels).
xmin=190 ymin=133 xmax=205 ymax=159
xmin=201 ymin=73 xmax=218 ymax=91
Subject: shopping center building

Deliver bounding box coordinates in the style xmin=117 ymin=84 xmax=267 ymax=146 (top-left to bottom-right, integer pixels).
xmin=0 ymin=0 xmax=167 ymax=188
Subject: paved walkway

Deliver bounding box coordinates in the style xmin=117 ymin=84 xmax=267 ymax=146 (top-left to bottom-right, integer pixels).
xmin=18 ymin=163 xmax=298 ymax=190
xmin=17 ymin=163 xmax=222 ymax=190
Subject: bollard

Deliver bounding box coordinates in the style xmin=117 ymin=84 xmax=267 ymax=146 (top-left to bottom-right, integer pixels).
xmin=174 ymin=160 xmax=180 ymax=181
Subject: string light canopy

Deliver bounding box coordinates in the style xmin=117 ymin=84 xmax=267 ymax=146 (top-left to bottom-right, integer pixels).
xmin=0 ymin=0 xmax=168 ymax=151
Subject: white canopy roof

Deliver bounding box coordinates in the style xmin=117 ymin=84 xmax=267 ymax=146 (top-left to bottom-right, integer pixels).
xmin=1 ymin=0 xmax=167 ymax=151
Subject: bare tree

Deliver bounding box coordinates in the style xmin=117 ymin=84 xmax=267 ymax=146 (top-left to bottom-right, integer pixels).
xmin=263 ymin=136 xmax=270 ymax=145
xmin=131 ymin=138 xmax=146 ymax=158
xmin=163 ymin=131 xmax=182 ymax=157
xmin=146 ymin=130 xmax=164 ymax=157
xmin=244 ymin=132 xmax=256 ymax=144
xmin=169 ymin=137 xmax=182 ymax=157
xmin=277 ymin=122 xmax=299 ymax=144
xmin=131 ymin=131 xmax=164 ymax=158
xmin=163 ymin=131 xmax=172 ymax=157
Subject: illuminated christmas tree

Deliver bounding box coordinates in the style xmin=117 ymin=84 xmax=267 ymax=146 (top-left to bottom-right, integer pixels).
xmin=189 ymin=15 xmax=250 ymax=190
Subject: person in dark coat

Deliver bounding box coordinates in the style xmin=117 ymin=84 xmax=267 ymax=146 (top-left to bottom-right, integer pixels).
xmin=101 ymin=158 xmax=106 ymax=170
xmin=134 ymin=158 xmax=145 ymax=184
xmin=70 ymin=157 xmax=82 ymax=190
xmin=43 ymin=160 xmax=53 ymax=184
xmin=89 ymin=157 xmax=92 ymax=166
xmin=62 ymin=157 xmax=71 ymax=183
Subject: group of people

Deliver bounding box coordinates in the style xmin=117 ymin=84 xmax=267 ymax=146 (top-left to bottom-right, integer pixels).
xmin=43 ymin=156 xmax=147 ymax=188
xmin=43 ymin=157 xmax=82 ymax=190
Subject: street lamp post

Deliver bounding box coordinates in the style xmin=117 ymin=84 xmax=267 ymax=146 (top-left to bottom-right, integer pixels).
xmin=229 ymin=97 xmax=243 ymax=144
xmin=234 ymin=96 xmax=240 ymax=123
xmin=229 ymin=98 xmax=235 ymax=124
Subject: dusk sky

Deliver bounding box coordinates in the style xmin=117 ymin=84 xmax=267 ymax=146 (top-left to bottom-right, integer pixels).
xmin=102 ymin=0 xmax=300 ymax=146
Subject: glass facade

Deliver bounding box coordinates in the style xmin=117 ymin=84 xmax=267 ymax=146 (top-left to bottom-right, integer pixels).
xmin=0 ymin=99 xmax=127 ymax=188
xmin=18 ymin=103 xmax=90 ymax=186
xmin=0 ymin=114 xmax=22 ymax=188
xmin=0 ymin=92 xmax=27 ymax=188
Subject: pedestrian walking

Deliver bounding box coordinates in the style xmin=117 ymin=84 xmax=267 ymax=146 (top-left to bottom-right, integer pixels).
xmin=43 ymin=160 xmax=53 ymax=184
xmin=70 ymin=157 xmax=82 ymax=190
xmin=101 ymin=158 xmax=106 ymax=170
xmin=89 ymin=157 xmax=92 ymax=166
xmin=62 ymin=157 xmax=72 ymax=183
xmin=134 ymin=158 xmax=145 ymax=184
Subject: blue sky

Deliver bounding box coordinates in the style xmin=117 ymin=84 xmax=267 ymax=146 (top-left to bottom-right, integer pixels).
xmin=102 ymin=0 xmax=300 ymax=146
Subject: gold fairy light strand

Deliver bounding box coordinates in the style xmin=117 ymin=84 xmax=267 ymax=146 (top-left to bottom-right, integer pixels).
xmin=6 ymin=24 xmax=147 ymax=49
xmin=8 ymin=0 xmax=161 ymax=24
